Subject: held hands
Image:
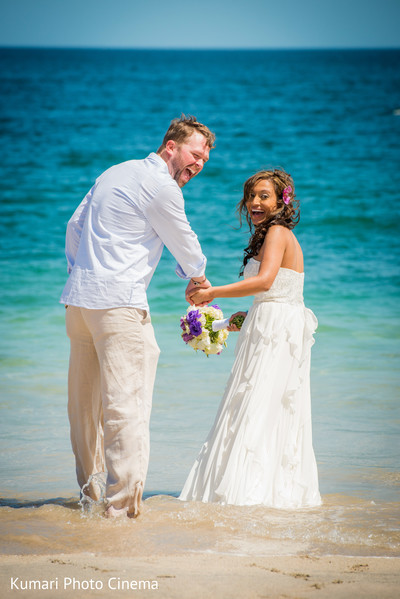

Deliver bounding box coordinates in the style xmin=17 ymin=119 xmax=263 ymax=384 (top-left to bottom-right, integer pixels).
xmin=188 ymin=284 xmax=215 ymax=306
xmin=185 ymin=278 xmax=212 ymax=305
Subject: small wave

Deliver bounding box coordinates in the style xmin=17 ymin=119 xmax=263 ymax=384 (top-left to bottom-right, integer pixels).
xmin=1 ymin=493 xmax=399 ymax=558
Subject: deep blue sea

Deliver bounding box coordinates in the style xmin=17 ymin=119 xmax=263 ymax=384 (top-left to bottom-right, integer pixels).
xmin=0 ymin=48 xmax=399 ymax=557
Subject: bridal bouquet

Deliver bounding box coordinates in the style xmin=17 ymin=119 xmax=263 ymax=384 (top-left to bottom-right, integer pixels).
xmin=180 ymin=305 xmax=229 ymax=356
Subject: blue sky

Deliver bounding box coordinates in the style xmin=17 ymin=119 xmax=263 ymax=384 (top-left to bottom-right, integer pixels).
xmin=0 ymin=0 xmax=399 ymax=49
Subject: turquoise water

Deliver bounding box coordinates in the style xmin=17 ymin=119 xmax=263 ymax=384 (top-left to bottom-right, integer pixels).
xmin=1 ymin=48 xmax=399 ymax=519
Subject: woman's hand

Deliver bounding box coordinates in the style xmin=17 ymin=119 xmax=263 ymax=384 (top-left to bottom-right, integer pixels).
xmin=189 ymin=286 xmax=215 ymax=306
xmin=185 ymin=278 xmax=211 ymax=305
xmin=227 ymin=311 xmax=247 ymax=332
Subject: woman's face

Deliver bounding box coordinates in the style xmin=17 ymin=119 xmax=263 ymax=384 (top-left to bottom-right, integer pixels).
xmin=246 ymin=179 xmax=278 ymax=226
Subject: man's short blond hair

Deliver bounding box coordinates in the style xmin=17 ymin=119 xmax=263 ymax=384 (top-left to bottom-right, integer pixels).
xmin=157 ymin=114 xmax=215 ymax=152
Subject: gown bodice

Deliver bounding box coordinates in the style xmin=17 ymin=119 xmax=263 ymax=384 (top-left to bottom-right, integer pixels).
xmin=244 ymin=258 xmax=304 ymax=305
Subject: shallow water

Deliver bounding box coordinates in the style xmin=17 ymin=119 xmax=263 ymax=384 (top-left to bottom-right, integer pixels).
xmin=1 ymin=493 xmax=399 ymax=558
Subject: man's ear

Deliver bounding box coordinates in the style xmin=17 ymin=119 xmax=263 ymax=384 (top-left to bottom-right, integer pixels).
xmin=165 ymin=139 xmax=176 ymax=156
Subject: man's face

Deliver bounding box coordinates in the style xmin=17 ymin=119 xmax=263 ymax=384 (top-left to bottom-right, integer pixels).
xmin=167 ymin=132 xmax=210 ymax=188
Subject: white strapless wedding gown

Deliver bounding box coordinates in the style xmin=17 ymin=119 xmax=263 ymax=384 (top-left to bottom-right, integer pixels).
xmin=179 ymin=259 xmax=321 ymax=509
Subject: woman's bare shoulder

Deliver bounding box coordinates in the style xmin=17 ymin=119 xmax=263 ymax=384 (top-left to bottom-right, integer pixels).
xmin=266 ymin=224 xmax=292 ymax=241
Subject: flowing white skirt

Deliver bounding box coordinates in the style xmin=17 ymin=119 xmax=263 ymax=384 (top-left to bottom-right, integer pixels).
xmin=179 ymin=299 xmax=321 ymax=509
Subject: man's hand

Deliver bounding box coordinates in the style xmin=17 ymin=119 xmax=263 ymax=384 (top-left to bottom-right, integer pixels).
xmin=189 ymin=285 xmax=215 ymax=306
xmin=185 ymin=277 xmax=211 ymax=305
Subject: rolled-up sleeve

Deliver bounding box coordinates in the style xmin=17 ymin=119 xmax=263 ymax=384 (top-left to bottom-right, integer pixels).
xmin=144 ymin=184 xmax=206 ymax=279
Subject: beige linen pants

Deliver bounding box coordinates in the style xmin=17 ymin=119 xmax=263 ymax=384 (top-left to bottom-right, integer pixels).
xmin=66 ymin=306 xmax=160 ymax=516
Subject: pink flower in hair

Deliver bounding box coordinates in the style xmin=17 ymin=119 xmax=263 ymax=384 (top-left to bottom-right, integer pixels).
xmin=282 ymin=186 xmax=292 ymax=205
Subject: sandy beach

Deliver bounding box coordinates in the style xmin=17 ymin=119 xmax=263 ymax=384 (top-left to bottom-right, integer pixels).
xmin=1 ymin=493 xmax=399 ymax=598
xmin=1 ymin=552 xmax=399 ymax=598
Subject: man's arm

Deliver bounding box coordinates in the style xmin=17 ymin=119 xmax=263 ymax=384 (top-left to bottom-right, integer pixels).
xmin=144 ymin=184 xmax=209 ymax=284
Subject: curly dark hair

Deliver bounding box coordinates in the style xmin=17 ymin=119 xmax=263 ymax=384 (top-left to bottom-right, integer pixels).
xmin=237 ymin=169 xmax=300 ymax=275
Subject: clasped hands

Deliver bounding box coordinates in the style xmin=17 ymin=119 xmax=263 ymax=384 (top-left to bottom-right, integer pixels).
xmin=185 ymin=278 xmax=213 ymax=306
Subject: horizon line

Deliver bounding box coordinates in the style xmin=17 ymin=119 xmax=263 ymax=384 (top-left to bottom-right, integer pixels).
xmin=0 ymin=45 xmax=399 ymax=52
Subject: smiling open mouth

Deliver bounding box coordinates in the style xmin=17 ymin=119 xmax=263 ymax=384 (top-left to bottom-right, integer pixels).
xmin=182 ymin=167 xmax=195 ymax=182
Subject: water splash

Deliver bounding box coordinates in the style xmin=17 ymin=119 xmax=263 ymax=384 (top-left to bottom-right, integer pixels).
xmin=79 ymin=472 xmax=107 ymax=517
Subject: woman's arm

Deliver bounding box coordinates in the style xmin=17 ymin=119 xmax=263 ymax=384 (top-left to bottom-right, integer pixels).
xmin=190 ymin=226 xmax=289 ymax=304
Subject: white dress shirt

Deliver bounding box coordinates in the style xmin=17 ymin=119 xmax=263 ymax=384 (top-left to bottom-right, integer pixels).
xmin=60 ymin=153 xmax=206 ymax=310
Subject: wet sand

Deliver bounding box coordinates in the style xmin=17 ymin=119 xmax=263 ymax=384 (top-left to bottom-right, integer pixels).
xmin=1 ymin=492 xmax=399 ymax=598
xmin=1 ymin=552 xmax=399 ymax=598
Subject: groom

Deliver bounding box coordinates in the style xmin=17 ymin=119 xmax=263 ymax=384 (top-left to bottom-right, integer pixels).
xmin=61 ymin=115 xmax=214 ymax=518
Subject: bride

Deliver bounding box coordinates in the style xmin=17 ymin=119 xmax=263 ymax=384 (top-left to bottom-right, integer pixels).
xmin=179 ymin=169 xmax=321 ymax=509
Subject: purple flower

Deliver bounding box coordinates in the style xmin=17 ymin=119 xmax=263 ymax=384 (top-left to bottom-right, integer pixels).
xmin=189 ymin=320 xmax=203 ymax=337
xmin=211 ymin=304 xmax=220 ymax=310
xmin=182 ymin=332 xmax=195 ymax=343
xmin=180 ymin=318 xmax=187 ymax=331
xmin=186 ymin=309 xmax=200 ymax=323
xmin=185 ymin=309 xmax=203 ymax=337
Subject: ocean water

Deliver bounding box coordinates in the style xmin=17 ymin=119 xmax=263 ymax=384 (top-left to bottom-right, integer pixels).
xmin=0 ymin=48 xmax=399 ymax=558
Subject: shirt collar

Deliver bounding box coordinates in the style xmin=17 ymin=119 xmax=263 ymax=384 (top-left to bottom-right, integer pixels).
xmin=148 ymin=152 xmax=169 ymax=173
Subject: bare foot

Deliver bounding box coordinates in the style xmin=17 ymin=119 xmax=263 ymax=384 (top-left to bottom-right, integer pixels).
xmin=104 ymin=505 xmax=128 ymax=518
